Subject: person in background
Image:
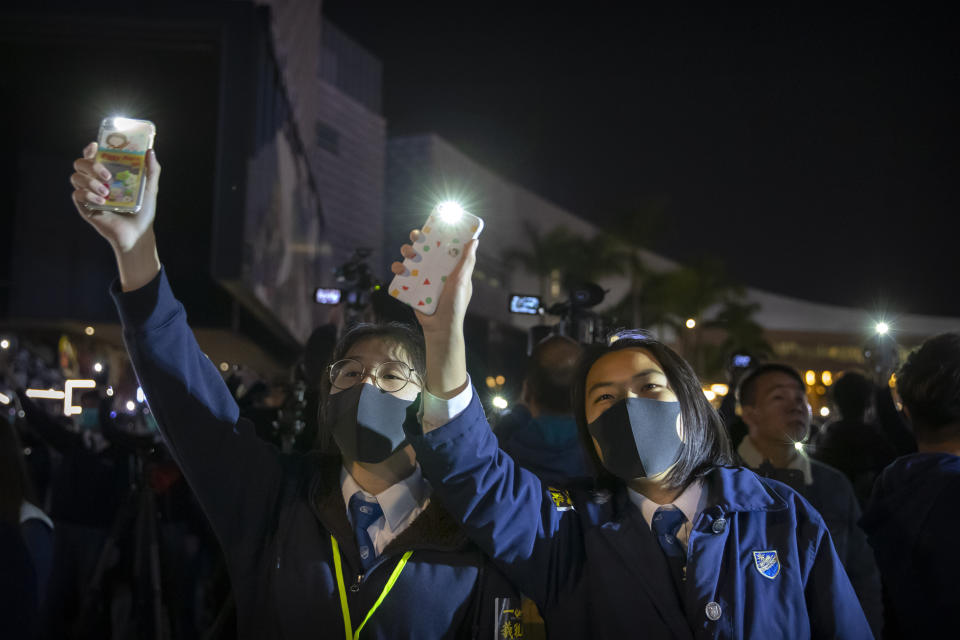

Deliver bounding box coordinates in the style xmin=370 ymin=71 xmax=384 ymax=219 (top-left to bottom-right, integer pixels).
xmin=813 ymin=372 xmax=897 ymax=507
xmin=391 ymin=230 xmax=871 ymax=639
xmin=736 ymin=363 xmax=883 ymax=636
xmin=860 ymin=333 xmax=960 ymax=639
xmin=497 ymin=335 xmax=594 ymax=485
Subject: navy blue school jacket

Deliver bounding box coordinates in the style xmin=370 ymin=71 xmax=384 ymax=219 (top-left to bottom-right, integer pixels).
xmin=406 ymin=388 xmax=874 ymax=639
xmin=111 ymin=269 xmax=521 ymax=640
xmin=860 ymin=452 xmax=960 ymax=638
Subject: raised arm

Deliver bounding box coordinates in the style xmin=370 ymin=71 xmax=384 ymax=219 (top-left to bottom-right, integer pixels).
xmin=392 ymin=233 xmax=585 ymax=608
xmin=70 ymin=144 xmax=284 ymax=558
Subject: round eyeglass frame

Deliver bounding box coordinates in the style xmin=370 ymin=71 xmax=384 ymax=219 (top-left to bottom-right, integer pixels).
xmin=327 ymin=358 xmax=421 ymax=393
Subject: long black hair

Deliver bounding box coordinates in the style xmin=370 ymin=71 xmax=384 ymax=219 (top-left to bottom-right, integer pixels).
xmin=315 ymin=322 xmax=426 ymax=451
xmin=572 ymin=332 xmax=735 ymax=491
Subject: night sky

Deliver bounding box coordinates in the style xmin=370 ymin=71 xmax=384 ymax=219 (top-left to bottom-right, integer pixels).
xmin=324 ymin=3 xmax=959 ymax=317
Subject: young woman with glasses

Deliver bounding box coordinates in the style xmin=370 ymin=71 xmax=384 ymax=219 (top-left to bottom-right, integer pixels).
xmin=391 ymin=230 xmax=874 ymax=639
xmin=69 ymin=144 xmax=520 ymax=639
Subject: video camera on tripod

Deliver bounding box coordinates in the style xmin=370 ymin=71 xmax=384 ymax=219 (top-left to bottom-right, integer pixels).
xmin=314 ymin=248 xmax=382 ymax=315
xmin=510 ymin=282 xmax=608 ymax=352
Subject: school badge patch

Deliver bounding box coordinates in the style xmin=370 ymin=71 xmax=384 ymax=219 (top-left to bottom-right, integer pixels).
xmin=546 ymin=487 xmax=574 ymax=512
xmin=752 ymin=550 xmax=780 ymax=579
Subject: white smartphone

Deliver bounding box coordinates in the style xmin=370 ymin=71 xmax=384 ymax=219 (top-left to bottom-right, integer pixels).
xmin=89 ymin=117 xmax=156 ymax=214
xmin=388 ymin=202 xmax=484 ymax=315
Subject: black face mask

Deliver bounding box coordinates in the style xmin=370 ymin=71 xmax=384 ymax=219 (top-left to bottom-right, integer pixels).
xmin=587 ymin=397 xmax=683 ymax=481
xmin=327 ymin=384 xmax=415 ymax=463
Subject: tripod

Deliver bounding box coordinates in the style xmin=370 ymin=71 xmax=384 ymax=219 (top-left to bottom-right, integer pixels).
xmin=73 ymin=448 xmax=168 ymax=640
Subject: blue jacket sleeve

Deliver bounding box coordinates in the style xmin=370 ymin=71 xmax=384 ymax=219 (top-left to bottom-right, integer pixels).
xmin=407 ymin=388 xmax=584 ymax=609
xmin=111 ymin=268 xmax=284 ymax=561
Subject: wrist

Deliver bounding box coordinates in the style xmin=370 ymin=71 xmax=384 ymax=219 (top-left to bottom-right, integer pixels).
xmin=114 ymin=229 xmax=161 ymax=292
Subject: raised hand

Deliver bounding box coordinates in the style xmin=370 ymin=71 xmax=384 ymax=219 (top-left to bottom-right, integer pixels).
xmin=70 ymin=142 xmax=162 ymax=291
xmin=391 ymin=230 xmax=478 ymax=403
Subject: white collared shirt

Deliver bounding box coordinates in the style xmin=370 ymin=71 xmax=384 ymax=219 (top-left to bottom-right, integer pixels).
xmin=737 ymin=435 xmax=814 ymax=485
xmin=627 ymin=480 xmax=705 ymax=551
xmin=340 ymin=464 xmax=432 ymax=557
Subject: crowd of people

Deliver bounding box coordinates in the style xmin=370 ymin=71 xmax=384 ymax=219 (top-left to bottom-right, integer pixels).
xmin=1 ymin=143 xmax=958 ymax=639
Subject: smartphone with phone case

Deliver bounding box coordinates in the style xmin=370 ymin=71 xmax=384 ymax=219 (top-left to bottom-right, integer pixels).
xmin=89 ymin=117 xmax=156 ymax=213
xmin=388 ymin=202 xmax=484 ymax=315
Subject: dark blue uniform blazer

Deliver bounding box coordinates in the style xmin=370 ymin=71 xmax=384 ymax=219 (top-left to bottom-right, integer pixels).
xmin=111 ymin=269 xmax=520 ymax=640
xmin=406 ymin=389 xmax=874 ymax=639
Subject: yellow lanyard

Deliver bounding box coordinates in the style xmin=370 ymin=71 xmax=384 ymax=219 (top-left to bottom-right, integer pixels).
xmin=331 ymin=535 xmax=413 ymax=640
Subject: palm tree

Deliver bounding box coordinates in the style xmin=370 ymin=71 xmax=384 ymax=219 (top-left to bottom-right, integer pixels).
xmin=600 ymin=197 xmax=667 ymax=328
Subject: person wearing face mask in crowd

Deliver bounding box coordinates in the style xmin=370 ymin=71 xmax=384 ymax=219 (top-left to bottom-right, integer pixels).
xmin=68 ymin=143 xmax=520 ymax=639
xmin=735 ymin=364 xmax=883 ymax=637
xmin=391 ymin=229 xmax=872 ymax=639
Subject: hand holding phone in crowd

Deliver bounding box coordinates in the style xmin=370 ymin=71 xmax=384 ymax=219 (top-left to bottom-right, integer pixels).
xmin=70 ymin=119 xmax=162 ymax=292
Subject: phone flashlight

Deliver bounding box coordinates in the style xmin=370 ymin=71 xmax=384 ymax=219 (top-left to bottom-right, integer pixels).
xmin=436 ymin=201 xmax=464 ymax=224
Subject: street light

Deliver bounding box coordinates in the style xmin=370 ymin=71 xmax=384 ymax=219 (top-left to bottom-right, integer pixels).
xmin=685 ymin=318 xmax=696 ymax=329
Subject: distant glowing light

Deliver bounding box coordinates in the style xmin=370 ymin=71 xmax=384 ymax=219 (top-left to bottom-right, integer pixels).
xmin=804 ymin=370 xmax=817 ymax=386
xmin=436 ymin=201 xmax=464 ymax=224
xmin=685 ymin=318 xmax=697 ymax=329
xmin=0 ymin=339 xmax=9 ymax=350
xmin=821 ymin=371 xmax=832 ymax=386
xmin=0 ymin=393 xmax=10 ymax=405
xmin=710 ymin=383 xmax=729 ymax=397
xmin=495 ymin=375 xmax=506 ymax=386
xmin=27 ymin=380 xmax=96 ymax=416
xmin=219 ymin=362 xmax=230 ymax=372
xmin=106 ymin=387 xmax=114 ymax=397
xmin=794 ymin=441 xmax=805 ymax=452
xmin=85 ymin=326 xmax=95 ymax=336
xmin=94 ymin=362 xmax=103 ymax=373
xmin=26 ymin=389 xmax=66 ymax=400
xmin=485 ymin=376 xmax=496 ymax=389
xmin=492 ymin=396 xmax=508 ymax=410
xmin=703 ymin=389 xmax=717 ymax=402
xmin=137 ymin=387 xmax=146 ymax=403
xmin=889 ymin=373 xmax=897 ymax=388
xmin=64 ymin=380 xmax=96 ymax=416
xmin=820 ymin=406 xmax=831 ymax=417
xmin=875 ymin=322 xmax=889 ymax=336
xmin=126 ymin=401 xmax=136 ymax=412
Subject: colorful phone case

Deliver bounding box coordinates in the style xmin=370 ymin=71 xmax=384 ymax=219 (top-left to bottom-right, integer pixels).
xmin=90 ymin=117 xmax=156 ymax=213
xmin=388 ymin=206 xmax=484 ymax=315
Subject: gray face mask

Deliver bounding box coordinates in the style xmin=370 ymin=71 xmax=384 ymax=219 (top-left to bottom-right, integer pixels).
xmin=327 ymin=384 xmax=415 ymax=463
xmin=587 ymin=397 xmax=683 ymax=481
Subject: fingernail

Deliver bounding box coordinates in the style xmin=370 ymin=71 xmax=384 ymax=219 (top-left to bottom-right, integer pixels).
xmin=98 ymin=184 xmax=109 ymax=196
xmin=99 ymin=170 xmax=111 ymax=180
xmin=94 ymin=195 xmax=105 ymax=204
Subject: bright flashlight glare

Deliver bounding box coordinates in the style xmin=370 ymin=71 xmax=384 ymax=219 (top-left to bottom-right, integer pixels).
xmin=794 ymin=441 xmax=805 ymax=452
xmin=875 ymin=322 xmax=890 ymax=335
xmin=106 ymin=387 xmax=114 ymax=397
xmin=436 ymin=201 xmax=464 ymax=224
xmin=137 ymin=387 xmax=146 ymax=403
xmin=0 ymin=393 xmax=10 ymax=405
xmin=492 ymin=396 xmax=508 ymax=410
xmin=94 ymin=362 xmax=103 ymax=373
xmin=111 ymin=117 xmax=139 ymax=131
xmin=126 ymin=401 xmax=136 ymax=412
xmin=685 ymin=318 xmax=697 ymax=329
xmin=0 ymin=339 xmax=9 ymax=349
xmin=820 ymin=406 xmax=831 ymax=417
